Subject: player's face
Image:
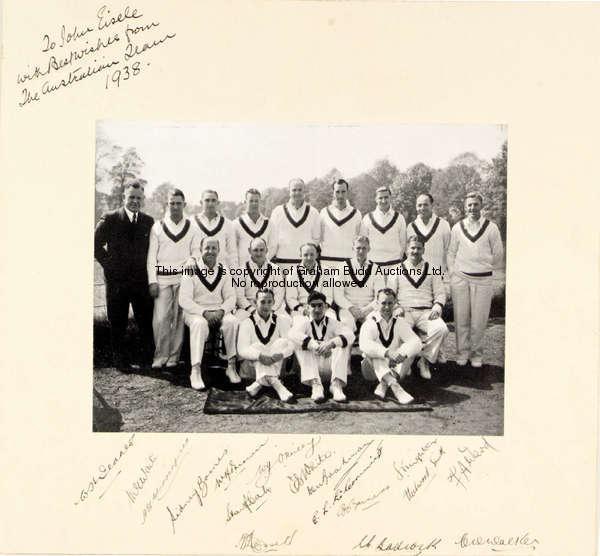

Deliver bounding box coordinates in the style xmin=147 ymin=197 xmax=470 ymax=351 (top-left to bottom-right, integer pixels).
xmin=167 ymin=194 xmax=185 ymax=220
xmin=378 ymin=293 xmax=396 ymax=319
xmin=333 ymin=183 xmax=348 ymax=205
xmin=416 ymin=196 xmax=432 ymax=219
xmin=256 ymin=293 xmax=274 ymax=317
xmin=201 ymin=239 xmax=219 ymax=265
xmin=407 ymin=242 xmax=424 ymax=264
xmin=289 ymin=182 xmax=305 ymax=205
xmin=376 ymin=190 xmax=391 ymax=212
xmin=300 ymin=246 xmax=317 ymax=268
xmin=309 ymin=300 xmax=326 ymax=321
xmin=245 ymin=193 xmax=261 ymax=215
xmin=249 ymin=241 xmax=267 ymax=265
xmin=465 ymin=197 xmax=482 ymax=220
xmin=202 ymin=193 xmax=219 ymax=216
xmin=123 ymin=187 xmax=143 ymax=212
xmin=353 ymin=241 xmax=370 ymax=263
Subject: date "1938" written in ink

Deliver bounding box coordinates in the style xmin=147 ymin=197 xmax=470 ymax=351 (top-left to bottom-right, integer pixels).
xmin=105 ymin=61 xmax=144 ymax=89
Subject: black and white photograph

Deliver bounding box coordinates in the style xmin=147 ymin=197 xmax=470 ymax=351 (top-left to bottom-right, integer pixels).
xmin=93 ymin=122 xmax=507 ymax=434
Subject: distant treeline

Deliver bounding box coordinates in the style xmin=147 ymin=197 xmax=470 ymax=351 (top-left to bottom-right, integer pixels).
xmin=95 ymin=134 xmax=507 ymax=240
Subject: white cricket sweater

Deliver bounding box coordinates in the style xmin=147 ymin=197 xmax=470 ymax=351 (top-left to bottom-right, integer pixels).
xmin=447 ymin=218 xmax=504 ymax=275
xmin=319 ymin=204 xmax=362 ymax=260
xmin=360 ymin=208 xmax=407 ymax=264
xmin=147 ymin=216 xmax=201 ymax=285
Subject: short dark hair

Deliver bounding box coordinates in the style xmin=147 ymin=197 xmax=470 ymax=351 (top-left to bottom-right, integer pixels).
xmin=256 ymin=288 xmax=274 ymax=300
xmin=332 ymin=178 xmax=349 ymax=191
xmin=307 ymin=291 xmax=327 ymax=305
xmin=245 ymin=188 xmax=261 ymax=199
xmin=168 ymin=188 xmax=185 ymax=201
xmin=377 ymin=287 xmax=397 ymax=300
xmin=406 ymin=234 xmax=424 ymax=247
xmin=124 ymin=181 xmax=144 ymax=192
xmin=417 ymin=193 xmax=434 ymax=204
xmin=202 ymin=189 xmax=219 ymax=200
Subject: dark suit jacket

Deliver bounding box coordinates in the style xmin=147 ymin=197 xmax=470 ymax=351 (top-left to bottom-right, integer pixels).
xmin=94 ymin=208 xmax=154 ymax=286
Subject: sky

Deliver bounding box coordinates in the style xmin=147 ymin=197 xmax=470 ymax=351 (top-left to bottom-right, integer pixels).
xmin=97 ymin=121 xmax=507 ymax=203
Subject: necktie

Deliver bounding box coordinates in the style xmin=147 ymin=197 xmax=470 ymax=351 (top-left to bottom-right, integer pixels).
xmin=133 ymin=213 xmax=137 ymax=224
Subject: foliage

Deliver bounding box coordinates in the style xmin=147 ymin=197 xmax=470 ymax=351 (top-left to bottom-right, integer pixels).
xmin=94 ymin=136 xmax=507 ymax=242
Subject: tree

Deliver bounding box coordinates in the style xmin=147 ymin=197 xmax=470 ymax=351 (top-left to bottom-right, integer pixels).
xmin=369 ymin=159 xmax=399 ymax=190
xmin=480 ymin=141 xmax=507 ymax=238
xmin=95 ymin=132 xmax=122 ymax=191
xmin=431 ymin=164 xmax=482 ymax=220
xmin=350 ymin=173 xmax=380 ymax=215
xmin=261 ymin=187 xmax=289 ymax=217
xmin=392 ymin=162 xmax=434 ymax=221
xmin=106 ymin=147 xmax=146 ymax=209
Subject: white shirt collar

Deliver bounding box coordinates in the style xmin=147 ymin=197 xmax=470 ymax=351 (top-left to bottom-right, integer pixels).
xmin=199 ymin=212 xmax=222 ymax=224
xmin=286 ymin=201 xmax=307 ymax=213
xmin=328 ymin=202 xmax=352 ymax=215
xmin=415 ymin=214 xmax=437 ymax=228
xmin=254 ymin=311 xmax=275 ymax=327
xmin=403 ymin=258 xmax=425 ymax=270
xmin=124 ymin=207 xmax=137 ymax=222
xmin=374 ymin=206 xmax=394 ymax=218
xmin=242 ymin=213 xmax=265 ymax=225
xmin=164 ymin=214 xmax=187 ymax=229
xmin=371 ymin=311 xmax=395 ymax=324
xmin=464 ymin=216 xmax=484 ymax=232
xmin=351 ymin=257 xmax=370 ymax=269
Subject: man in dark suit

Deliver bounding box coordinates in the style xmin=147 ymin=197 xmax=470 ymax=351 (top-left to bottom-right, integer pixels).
xmin=94 ymin=182 xmax=155 ymax=370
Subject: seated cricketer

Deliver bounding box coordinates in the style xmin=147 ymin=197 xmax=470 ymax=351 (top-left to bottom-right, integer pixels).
xmin=359 ymin=288 xmax=422 ymax=404
xmin=335 ymin=235 xmax=385 ymax=334
xmin=285 ymin=242 xmax=336 ymax=326
xmin=235 ymin=237 xmax=286 ymax=321
xmin=178 ymin=238 xmax=240 ymax=390
xmin=237 ymin=288 xmax=295 ymax=402
xmin=288 ymin=291 xmax=354 ymax=403
xmin=387 ymin=234 xmax=449 ymax=379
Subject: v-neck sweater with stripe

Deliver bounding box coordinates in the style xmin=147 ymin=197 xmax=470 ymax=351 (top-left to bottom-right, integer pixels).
xmin=447 ymin=218 xmax=504 ymax=275
xmin=178 ymin=263 xmax=236 ymax=315
xmin=270 ymin=202 xmax=321 ymax=261
xmin=147 ymin=217 xmax=201 ymax=285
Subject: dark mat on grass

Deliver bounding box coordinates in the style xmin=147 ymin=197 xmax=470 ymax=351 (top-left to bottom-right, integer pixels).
xmin=204 ymin=387 xmax=432 ymax=414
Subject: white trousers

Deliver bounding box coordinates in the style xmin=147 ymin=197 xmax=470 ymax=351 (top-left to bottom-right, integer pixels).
xmin=362 ymin=352 xmax=414 ymax=382
xmin=239 ymin=339 xmax=290 ymax=384
xmin=184 ymin=312 xmax=238 ymax=367
xmin=295 ymin=346 xmax=350 ymax=386
xmin=403 ymin=309 xmax=449 ymax=363
xmin=152 ymin=283 xmax=184 ymax=365
xmin=451 ymin=271 xmax=493 ymax=360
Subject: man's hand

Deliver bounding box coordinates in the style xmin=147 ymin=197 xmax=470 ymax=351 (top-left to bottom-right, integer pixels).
xmin=203 ymin=310 xmax=223 ymax=326
xmin=258 ymin=353 xmax=274 ymax=365
xmin=429 ymin=305 xmax=442 ymax=320
xmin=390 ymin=352 xmax=407 ymax=366
xmin=271 ymin=353 xmax=284 ymax=363
xmin=316 ymin=340 xmax=334 ymax=358
xmin=182 ymin=257 xmax=197 ymax=270
xmin=393 ymin=306 xmax=405 ymax=318
xmin=149 ymin=283 xmax=159 ymax=298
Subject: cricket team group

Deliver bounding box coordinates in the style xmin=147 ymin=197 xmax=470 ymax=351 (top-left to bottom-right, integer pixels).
xmin=94 ymin=178 xmax=504 ymax=405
